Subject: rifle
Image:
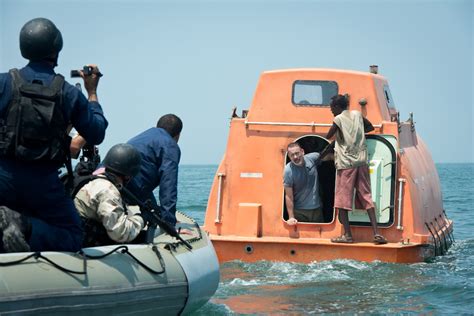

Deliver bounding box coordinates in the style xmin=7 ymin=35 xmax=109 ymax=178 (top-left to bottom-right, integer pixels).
xmin=118 ymin=184 xmax=193 ymax=250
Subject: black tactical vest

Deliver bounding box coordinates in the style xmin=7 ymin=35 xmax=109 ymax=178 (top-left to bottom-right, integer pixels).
xmin=0 ymin=69 xmax=70 ymax=166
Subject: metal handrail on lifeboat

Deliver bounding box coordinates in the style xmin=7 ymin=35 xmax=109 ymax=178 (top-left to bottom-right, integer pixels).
xmin=215 ymin=173 xmax=226 ymax=223
xmin=244 ymin=120 xmax=382 ymax=128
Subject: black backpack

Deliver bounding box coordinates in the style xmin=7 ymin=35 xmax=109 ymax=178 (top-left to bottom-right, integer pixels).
xmin=0 ymin=68 xmax=70 ymax=167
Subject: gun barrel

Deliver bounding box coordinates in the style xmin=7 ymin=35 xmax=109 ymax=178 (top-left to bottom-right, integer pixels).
xmin=118 ymin=184 xmax=193 ymax=249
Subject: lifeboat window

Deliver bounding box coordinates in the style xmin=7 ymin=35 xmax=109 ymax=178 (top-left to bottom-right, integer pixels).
xmin=292 ymin=80 xmax=338 ymax=106
xmin=384 ymin=85 xmax=396 ymax=109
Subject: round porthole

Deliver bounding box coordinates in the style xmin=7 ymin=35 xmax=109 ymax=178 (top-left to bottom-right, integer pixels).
xmin=244 ymin=244 xmax=254 ymax=254
xmin=290 ymin=249 xmax=296 ymax=256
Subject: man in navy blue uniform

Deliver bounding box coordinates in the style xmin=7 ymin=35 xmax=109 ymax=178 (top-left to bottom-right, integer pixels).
xmin=0 ymin=18 xmax=108 ymax=252
xmin=126 ymin=114 xmax=182 ymax=227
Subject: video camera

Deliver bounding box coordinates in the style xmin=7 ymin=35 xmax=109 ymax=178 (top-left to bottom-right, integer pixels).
xmin=81 ymin=144 xmax=99 ymax=162
xmin=70 ymin=66 xmax=103 ymax=78
xmin=74 ymin=143 xmax=101 ymax=177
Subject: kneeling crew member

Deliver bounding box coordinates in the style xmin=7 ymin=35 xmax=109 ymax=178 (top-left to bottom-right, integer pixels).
xmin=74 ymin=144 xmax=144 ymax=247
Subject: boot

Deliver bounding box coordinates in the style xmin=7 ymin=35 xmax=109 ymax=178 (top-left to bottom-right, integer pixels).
xmin=0 ymin=206 xmax=31 ymax=252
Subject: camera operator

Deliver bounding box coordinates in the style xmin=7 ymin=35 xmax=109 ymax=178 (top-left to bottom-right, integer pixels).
xmin=0 ymin=17 xmax=108 ymax=253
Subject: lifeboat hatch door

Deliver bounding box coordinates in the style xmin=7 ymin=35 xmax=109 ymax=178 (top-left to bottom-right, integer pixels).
xmin=348 ymin=134 xmax=397 ymax=227
xmin=282 ymin=135 xmax=336 ymax=224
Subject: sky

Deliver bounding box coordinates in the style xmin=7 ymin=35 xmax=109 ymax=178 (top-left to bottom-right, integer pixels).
xmin=0 ymin=0 xmax=472 ymax=164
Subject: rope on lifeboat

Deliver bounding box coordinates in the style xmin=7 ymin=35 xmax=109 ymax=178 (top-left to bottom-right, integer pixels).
xmin=0 ymin=245 xmax=166 ymax=275
xmin=429 ymin=221 xmax=446 ymax=255
xmin=442 ymin=210 xmax=455 ymax=243
xmin=433 ymin=217 xmax=449 ymax=252
xmin=441 ymin=215 xmax=455 ymax=245
xmin=424 ymin=222 xmax=440 ymax=256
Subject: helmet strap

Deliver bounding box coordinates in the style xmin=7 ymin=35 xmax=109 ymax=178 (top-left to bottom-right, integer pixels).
xmin=43 ymin=54 xmax=59 ymax=67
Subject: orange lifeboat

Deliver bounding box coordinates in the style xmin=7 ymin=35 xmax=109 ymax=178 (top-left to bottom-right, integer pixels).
xmin=203 ymin=66 xmax=454 ymax=264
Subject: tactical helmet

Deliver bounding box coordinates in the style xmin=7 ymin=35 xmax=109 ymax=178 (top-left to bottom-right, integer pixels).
xmin=103 ymin=144 xmax=142 ymax=177
xmin=20 ymin=18 xmax=63 ymax=61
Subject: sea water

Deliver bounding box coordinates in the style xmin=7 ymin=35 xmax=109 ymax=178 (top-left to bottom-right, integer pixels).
xmin=177 ymin=164 xmax=474 ymax=315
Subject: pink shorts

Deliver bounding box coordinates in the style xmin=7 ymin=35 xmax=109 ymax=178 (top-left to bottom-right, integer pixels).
xmin=334 ymin=165 xmax=374 ymax=211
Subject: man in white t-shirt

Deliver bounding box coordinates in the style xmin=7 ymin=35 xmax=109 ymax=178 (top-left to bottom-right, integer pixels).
xmin=326 ymin=94 xmax=387 ymax=244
